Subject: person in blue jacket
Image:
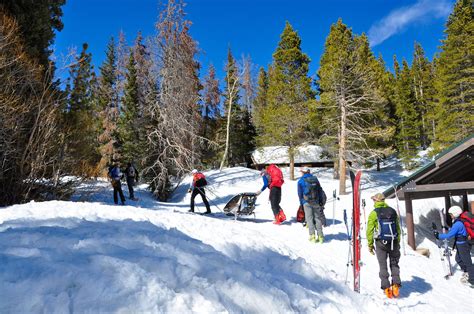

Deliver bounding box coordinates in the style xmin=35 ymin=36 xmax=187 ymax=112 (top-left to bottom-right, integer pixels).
xmin=434 ymin=205 xmax=474 ymax=288
xmin=297 ymin=167 xmax=324 ymax=243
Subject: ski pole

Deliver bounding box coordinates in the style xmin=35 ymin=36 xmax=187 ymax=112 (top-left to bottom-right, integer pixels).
xmin=197 ymin=187 xmax=224 ymax=212
xmin=362 ymin=199 xmax=367 ymax=230
xmin=333 ymin=189 xmax=336 ymax=226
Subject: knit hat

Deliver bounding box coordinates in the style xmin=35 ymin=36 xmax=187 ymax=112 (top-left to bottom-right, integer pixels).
xmin=448 ymin=205 xmax=463 ymax=218
xmin=191 ymin=169 xmax=198 ymax=174
xmin=371 ymin=193 xmax=385 ymax=202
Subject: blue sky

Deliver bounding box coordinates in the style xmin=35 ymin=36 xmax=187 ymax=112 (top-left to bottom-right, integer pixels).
xmin=53 ymin=0 xmax=454 ymax=80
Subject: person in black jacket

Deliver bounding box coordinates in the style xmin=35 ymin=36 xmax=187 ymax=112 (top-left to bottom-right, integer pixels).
xmin=124 ymin=162 xmax=139 ymax=200
xmin=108 ymin=161 xmax=126 ymax=205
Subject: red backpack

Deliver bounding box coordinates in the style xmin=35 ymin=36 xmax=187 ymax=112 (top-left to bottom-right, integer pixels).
xmin=267 ymin=164 xmax=284 ymax=188
xmin=296 ymin=205 xmax=305 ymax=223
xmin=459 ymin=212 xmax=474 ymax=239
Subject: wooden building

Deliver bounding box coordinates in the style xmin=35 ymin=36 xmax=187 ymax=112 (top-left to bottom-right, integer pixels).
xmin=383 ymin=134 xmax=474 ymax=250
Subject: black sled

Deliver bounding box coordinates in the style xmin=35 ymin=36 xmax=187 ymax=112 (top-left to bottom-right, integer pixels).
xmin=223 ymin=192 xmax=258 ymax=219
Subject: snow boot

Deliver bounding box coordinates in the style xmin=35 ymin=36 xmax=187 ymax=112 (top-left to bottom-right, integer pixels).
xmin=460 ymin=272 xmax=469 ymax=283
xmin=317 ymin=235 xmax=324 ymax=244
xmin=188 ymin=209 xmax=194 ymax=213
xmin=391 ymin=284 xmax=400 ymax=298
xmin=384 ymin=287 xmax=393 ymax=298
xmin=309 ymin=234 xmax=317 ymax=243
xmin=203 ymin=210 xmax=212 ymax=215
xmin=273 ymin=215 xmax=281 ymax=225
xmin=278 ymin=210 xmax=286 ymax=223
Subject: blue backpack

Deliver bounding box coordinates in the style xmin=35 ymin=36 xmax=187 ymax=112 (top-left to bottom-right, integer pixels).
xmin=375 ymin=207 xmax=398 ymax=242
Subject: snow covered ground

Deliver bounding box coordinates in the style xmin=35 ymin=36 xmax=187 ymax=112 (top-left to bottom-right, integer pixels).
xmin=0 ymin=162 xmax=473 ymax=313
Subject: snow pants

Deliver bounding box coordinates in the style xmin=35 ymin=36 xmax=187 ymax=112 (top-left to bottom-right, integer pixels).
xmin=303 ymin=202 xmax=324 ymax=238
xmin=375 ymin=239 xmax=401 ymax=289
xmin=190 ymin=187 xmax=211 ymax=213
xmin=455 ymin=241 xmax=474 ymax=285
xmin=269 ymin=187 xmax=282 ymax=216
xmin=113 ymin=181 xmax=126 ymax=205
xmin=126 ymin=177 xmax=135 ymax=199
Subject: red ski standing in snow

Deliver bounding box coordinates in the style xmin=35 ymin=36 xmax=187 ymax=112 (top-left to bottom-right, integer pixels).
xmin=256 ymin=164 xmax=286 ymax=224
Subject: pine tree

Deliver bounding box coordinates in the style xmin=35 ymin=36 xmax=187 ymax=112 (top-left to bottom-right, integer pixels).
xmin=0 ymin=0 xmax=66 ymax=74
xmin=253 ymin=67 xmax=268 ymax=136
xmin=261 ymin=21 xmax=315 ymax=180
xmin=411 ymin=42 xmax=435 ymax=149
xmin=66 ymin=43 xmax=101 ymax=175
xmin=118 ymin=48 xmax=142 ymax=164
xmin=317 ymin=20 xmax=388 ymax=193
xmin=394 ymin=58 xmax=419 ymax=168
xmin=97 ymin=37 xmax=120 ymax=170
xmin=432 ymin=0 xmax=474 ymax=153
xmin=200 ymin=63 xmax=221 ymax=166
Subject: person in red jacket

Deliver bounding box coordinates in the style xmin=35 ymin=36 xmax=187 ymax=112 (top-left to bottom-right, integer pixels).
xmin=256 ymin=165 xmax=286 ymax=224
xmin=188 ymin=169 xmax=211 ymax=214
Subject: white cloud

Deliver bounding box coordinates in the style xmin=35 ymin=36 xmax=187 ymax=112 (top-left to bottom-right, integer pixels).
xmin=368 ymin=0 xmax=452 ymax=47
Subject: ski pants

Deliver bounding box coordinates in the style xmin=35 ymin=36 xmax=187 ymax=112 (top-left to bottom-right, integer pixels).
xmin=455 ymin=241 xmax=474 ymax=285
xmin=113 ymin=181 xmax=126 ymax=204
xmin=190 ymin=187 xmax=211 ymax=212
xmin=303 ymin=202 xmax=324 ymax=238
xmin=126 ymin=177 xmax=135 ymax=199
xmin=375 ymin=239 xmax=401 ymax=289
xmin=269 ymin=187 xmax=282 ymax=216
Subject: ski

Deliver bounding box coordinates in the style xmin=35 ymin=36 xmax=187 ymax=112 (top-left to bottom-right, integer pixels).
xmin=350 ymin=170 xmax=362 ymax=293
xmin=437 ymin=208 xmax=453 ymax=278
xmin=392 ymin=185 xmax=406 ymax=256
xmin=431 ymin=222 xmax=453 ymax=279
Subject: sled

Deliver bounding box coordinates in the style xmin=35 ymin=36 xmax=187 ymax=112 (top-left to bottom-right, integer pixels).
xmin=223 ymin=192 xmax=258 ymax=220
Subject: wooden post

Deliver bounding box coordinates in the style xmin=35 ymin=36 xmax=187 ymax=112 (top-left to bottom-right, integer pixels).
xmin=445 ymin=194 xmax=452 ymax=226
xmin=405 ymin=193 xmax=416 ymax=250
xmin=462 ymin=193 xmax=469 ymax=211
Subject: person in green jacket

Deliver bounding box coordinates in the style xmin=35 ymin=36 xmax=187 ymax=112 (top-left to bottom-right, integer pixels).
xmin=366 ymin=193 xmax=402 ymax=299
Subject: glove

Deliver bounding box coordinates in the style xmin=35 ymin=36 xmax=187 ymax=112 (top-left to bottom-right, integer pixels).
xmin=368 ymin=246 xmax=375 ymax=255
xmin=187 ymin=188 xmax=192 ymax=193
xmin=433 ymin=231 xmax=439 ymax=239
xmin=255 ymin=190 xmax=261 ymax=196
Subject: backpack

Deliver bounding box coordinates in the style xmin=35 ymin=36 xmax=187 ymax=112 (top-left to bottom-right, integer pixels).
xmin=459 ymin=212 xmax=474 ymax=239
xmin=303 ymin=176 xmax=327 ymax=206
xmin=267 ymin=164 xmax=284 ymax=188
xmin=194 ymin=172 xmax=208 ymax=187
xmin=296 ymin=205 xmax=305 ymax=223
xmin=128 ymin=166 xmax=136 ymax=177
xmin=109 ymin=166 xmax=121 ymax=180
xmin=375 ymin=207 xmax=398 ymax=242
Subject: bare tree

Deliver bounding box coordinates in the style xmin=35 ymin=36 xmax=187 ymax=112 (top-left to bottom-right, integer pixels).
xmin=144 ymin=0 xmax=203 ymax=199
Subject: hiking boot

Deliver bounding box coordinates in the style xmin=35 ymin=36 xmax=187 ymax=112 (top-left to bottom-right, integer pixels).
xmin=461 ymin=272 xmax=469 ymax=283
xmin=391 ymin=284 xmax=400 ymax=298
xmin=273 ymin=219 xmax=281 ymax=225
xmin=309 ymin=234 xmax=317 ymax=243
xmin=278 ymin=210 xmax=286 ymax=222
xmin=384 ymin=287 xmax=393 ymax=298
xmin=203 ymin=210 xmax=211 ymax=215
xmin=317 ymin=235 xmax=324 ymax=244
xmin=188 ymin=209 xmax=194 ymax=213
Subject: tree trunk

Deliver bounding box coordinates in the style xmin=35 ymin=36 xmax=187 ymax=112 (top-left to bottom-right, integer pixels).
xmin=220 ymin=94 xmax=233 ymax=170
xmin=289 ymin=147 xmax=295 ymax=180
xmin=339 ymin=101 xmax=347 ymax=194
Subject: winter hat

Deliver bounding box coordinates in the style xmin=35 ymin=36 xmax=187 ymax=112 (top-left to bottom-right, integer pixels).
xmin=191 ymin=169 xmax=198 ymax=174
xmin=300 ymin=167 xmax=310 ymax=173
xmin=371 ymin=193 xmax=385 ymax=202
xmin=448 ymin=205 xmax=463 ymax=218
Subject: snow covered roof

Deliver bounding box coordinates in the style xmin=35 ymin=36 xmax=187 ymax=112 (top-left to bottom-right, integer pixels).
xmin=251 ymin=145 xmax=332 ymax=165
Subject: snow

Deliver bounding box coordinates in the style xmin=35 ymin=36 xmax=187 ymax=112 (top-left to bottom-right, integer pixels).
xmin=0 ymin=163 xmax=473 ymax=312
xmin=252 ymin=145 xmax=331 ymax=164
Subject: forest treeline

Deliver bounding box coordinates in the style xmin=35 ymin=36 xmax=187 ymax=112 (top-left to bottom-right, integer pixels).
xmin=0 ymin=0 xmax=472 ymax=205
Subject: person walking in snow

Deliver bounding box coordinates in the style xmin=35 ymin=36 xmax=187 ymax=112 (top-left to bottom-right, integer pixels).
xmin=433 ymin=205 xmax=474 ymax=288
xmin=366 ymin=193 xmax=401 ymax=298
xmin=188 ymin=169 xmax=211 ymax=214
xmin=256 ymin=165 xmax=286 ymax=224
xmin=108 ymin=161 xmax=126 ymax=205
xmin=297 ymin=167 xmax=325 ymax=243
xmin=124 ymin=162 xmax=139 ymax=201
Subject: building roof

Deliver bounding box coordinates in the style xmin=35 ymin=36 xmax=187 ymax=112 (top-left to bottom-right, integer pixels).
xmin=251 ymin=145 xmax=331 ymax=165
xmin=384 ymin=134 xmax=474 ymax=200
